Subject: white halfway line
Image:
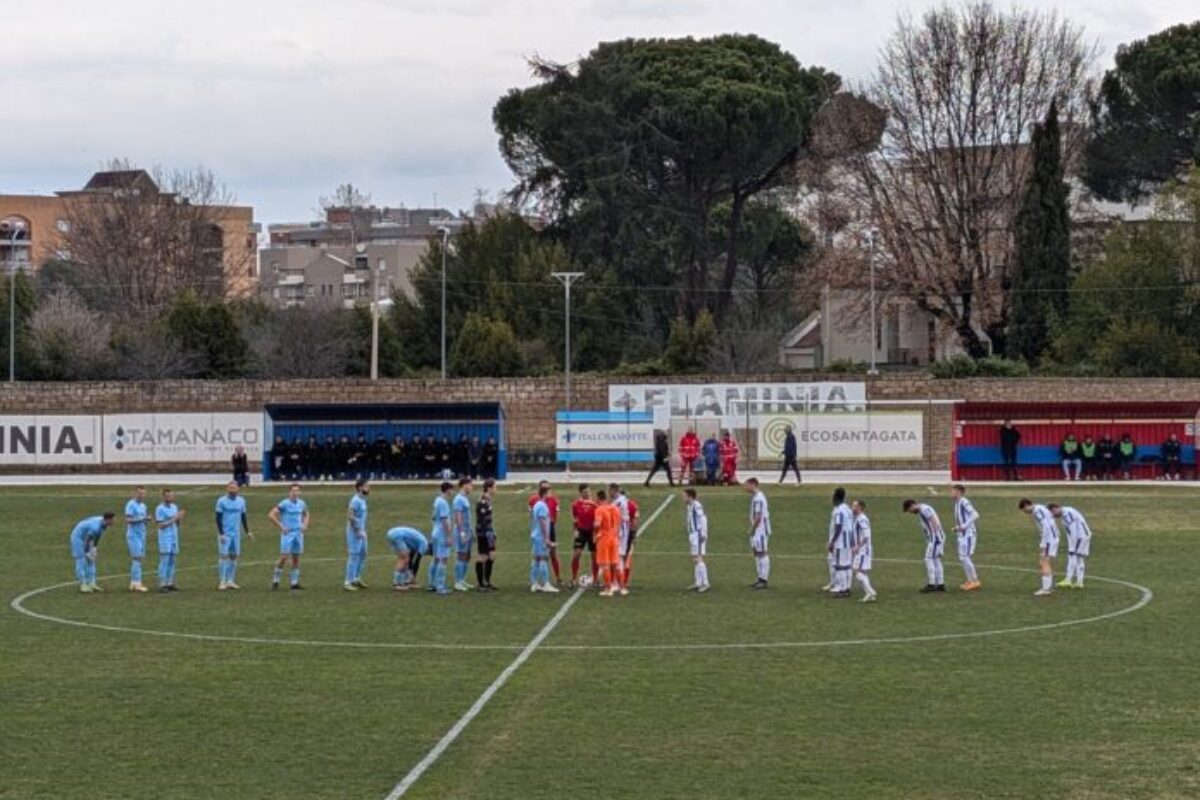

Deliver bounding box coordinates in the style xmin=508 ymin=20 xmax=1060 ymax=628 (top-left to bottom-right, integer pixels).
xmin=384 ymin=492 xmax=675 ymax=799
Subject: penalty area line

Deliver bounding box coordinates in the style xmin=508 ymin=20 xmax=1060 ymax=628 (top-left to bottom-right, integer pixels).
xmin=383 ymin=492 xmax=674 ymax=799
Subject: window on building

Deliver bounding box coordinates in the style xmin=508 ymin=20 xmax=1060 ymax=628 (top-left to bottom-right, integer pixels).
xmin=56 ymin=219 xmax=70 ymax=233
xmin=305 ymin=286 xmax=315 ymax=298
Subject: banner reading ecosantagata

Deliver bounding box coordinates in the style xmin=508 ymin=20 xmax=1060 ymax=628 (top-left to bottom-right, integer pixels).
xmin=608 ymin=382 xmax=867 ymax=428
xmin=756 ymin=412 xmax=924 ymax=460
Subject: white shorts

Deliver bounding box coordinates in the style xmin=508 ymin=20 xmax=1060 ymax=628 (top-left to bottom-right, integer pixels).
xmin=924 ymin=538 xmax=945 ymax=560
xmin=750 ymin=530 xmax=769 ymax=553
xmin=1069 ymin=535 xmax=1091 ymax=557
xmin=957 ymin=533 xmax=976 ymax=559
xmin=831 ymin=547 xmax=851 ymax=571
xmin=689 ymin=534 xmax=707 ymax=557
xmin=1040 ymin=534 xmax=1060 ymax=559
xmin=852 ymin=546 xmax=872 ymax=572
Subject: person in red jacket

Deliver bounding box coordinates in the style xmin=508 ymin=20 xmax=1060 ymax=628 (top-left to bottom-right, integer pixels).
xmin=679 ymin=428 xmax=701 ymax=484
xmin=719 ymin=431 xmax=740 ymax=485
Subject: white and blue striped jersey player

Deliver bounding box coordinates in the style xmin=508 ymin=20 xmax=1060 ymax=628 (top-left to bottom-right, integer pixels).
xmin=685 ymin=495 xmax=710 ymax=591
xmin=911 ymin=502 xmax=945 ymax=590
xmin=344 ymin=490 xmax=369 ymax=589
xmin=748 ymin=485 xmax=771 ymax=586
xmin=953 ymin=491 xmax=981 ymax=586
xmin=1031 ymin=503 xmax=1059 ymax=558
xmin=1057 ymin=505 xmax=1092 ymax=588
xmin=124 ymin=494 xmax=149 ymax=588
xmin=215 ymin=491 xmax=247 ymax=588
xmin=827 ymin=501 xmax=854 ymax=591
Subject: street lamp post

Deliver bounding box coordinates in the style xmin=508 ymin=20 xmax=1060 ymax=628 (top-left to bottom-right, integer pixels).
xmin=866 ymin=229 xmax=879 ymax=376
xmin=438 ymin=226 xmax=450 ymax=380
xmin=552 ymin=272 xmax=584 ymax=412
xmin=369 ymin=259 xmax=385 ymax=381
xmin=6 ymin=221 xmax=25 ymax=383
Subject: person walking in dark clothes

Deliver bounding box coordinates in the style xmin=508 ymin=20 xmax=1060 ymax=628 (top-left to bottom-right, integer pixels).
xmin=779 ymin=425 xmax=802 ymax=484
xmin=644 ymin=430 xmax=674 ymax=487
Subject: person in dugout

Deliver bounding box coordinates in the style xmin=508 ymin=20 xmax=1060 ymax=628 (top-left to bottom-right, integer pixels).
xmin=719 ymin=430 xmax=740 ymax=485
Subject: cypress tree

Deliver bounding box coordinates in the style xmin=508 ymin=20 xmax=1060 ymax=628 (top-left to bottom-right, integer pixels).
xmin=1008 ymin=101 xmax=1071 ymax=363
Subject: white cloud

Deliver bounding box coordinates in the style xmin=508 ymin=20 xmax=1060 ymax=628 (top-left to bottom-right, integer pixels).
xmin=2 ymin=0 xmax=1195 ymax=222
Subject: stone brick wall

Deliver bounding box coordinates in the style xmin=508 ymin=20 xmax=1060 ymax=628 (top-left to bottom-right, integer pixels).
xmin=1 ymin=374 xmax=1197 ymax=473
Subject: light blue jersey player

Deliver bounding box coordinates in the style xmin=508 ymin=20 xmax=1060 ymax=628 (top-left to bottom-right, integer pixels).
xmin=124 ymin=486 xmax=150 ymax=592
xmin=428 ymin=482 xmax=454 ymax=595
xmin=215 ymin=481 xmax=251 ymax=590
xmin=154 ymin=488 xmax=185 ymax=592
xmin=452 ymin=478 xmax=475 ymax=591
xmin=269 ymin=483 xmax=309 ymax=590
xmin=344 ymin=479 xmax=371 ymax=591
xmin=70 ymin=513 xmax=115 ymax=592
xmin=386 ymin=526 xmax=429 ymax=591
xmin=528 ymin=488 xmax=557 ymax=592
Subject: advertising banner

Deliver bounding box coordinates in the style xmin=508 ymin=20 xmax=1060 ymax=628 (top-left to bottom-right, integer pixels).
xmin=0 ymin=415 xmax=102 ymax=465
xmin=103 ymin=413 xmax=263 ymax=464
xmin=609 ymin=382 xmax=867 ymax=428
xmin=756 ymin=412 xmax=924 ymax=460
xmin=556 ymin=411 xmax=654 ymax=463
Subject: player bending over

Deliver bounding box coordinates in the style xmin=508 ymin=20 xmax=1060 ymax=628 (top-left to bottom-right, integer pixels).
xmin=154 ymin=488 xmax=186 ymax=592
xmin=827 ymin=487 xmax=854 ymax=598
xmin=124 ymin=486 xmax=150 ymax=593
xmin=1018 ymin=498 xmax=1059 ymax=596
xmin=1050 ymin=503 xmax=1092 ymax=589
xmin=684 ymin=488 xmax=711 ymax=592
xmin=951 ymin=484 xmax=982 ymax=591
xmin=386 ymin=527 xmax=428 ymax=591
xmin=215 ymin=481 xmax=251 ymax=590
xmin=428 ymin=482 xmax=454 ymax=595
xmin=453 ymin=478 xmax=475 ymax=591
xmin=744 ymin=478 xmax=771 ymax=589
xmin=569 ymin=484 xmax=598 ymax=588
xmin=70 ymin=512 xmax=115 ymax=592
xmin=904 ymin=498 xmax=946 ymax=593
xmin=269 ymin=483 xmax=309 ymax=591
xmin=344 ymin=479 xmax=370 ymax=591
xmin=474 ymin=479 xmax=498 ymax=591
xmin=850 ymin=500 xmax=877 ymax=603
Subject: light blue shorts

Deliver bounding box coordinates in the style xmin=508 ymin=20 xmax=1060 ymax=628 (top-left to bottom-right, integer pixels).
xmin=346 ymin=530 xmax=368 ymax=556
xmin=126 ymin=533 xmax=146 ymax=558
xmin=387 ymin=532 xmax=407 ymax=554
xmin=280 ymin=531 xmax=304 ymax=555
xmin=531 ymin=536 xmax=548 ymax=558
xmin=70 ymin=533 xmax=87 ymax=559
xmin=219 ymin=532 xmax=241 ymax=557
xmin=158 ymin=535 xmax=178 ymax=555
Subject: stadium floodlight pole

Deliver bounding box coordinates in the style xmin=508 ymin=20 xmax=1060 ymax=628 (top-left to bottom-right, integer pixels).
xmin=6 ymin=221 xmax=24 ymax=383
xmin=438 ymin=226 xmax=450 ymax=380
xmin=370 ymin=260 xmax=382 ymax=381
xmin=866 ymin=228 xmax=879 ymax=376
xmin=551 ymin=272 xmax=584 ymax=412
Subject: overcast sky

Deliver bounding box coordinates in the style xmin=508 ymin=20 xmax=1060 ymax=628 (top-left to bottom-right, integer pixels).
xmin=3 ymin=1 xmax=1194 ymax=225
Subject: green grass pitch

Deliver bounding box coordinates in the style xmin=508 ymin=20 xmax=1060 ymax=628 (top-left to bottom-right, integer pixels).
xmin=2 ymin=480 xmax=1196 ymax=799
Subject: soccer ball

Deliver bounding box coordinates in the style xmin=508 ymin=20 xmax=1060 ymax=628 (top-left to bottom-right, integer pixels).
xmin=578 ymin=574 xmax=593 ymax=588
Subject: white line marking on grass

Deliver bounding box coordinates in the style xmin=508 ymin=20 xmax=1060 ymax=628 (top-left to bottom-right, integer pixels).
xmin=383 ymin=492 xmax=675 ymax=799
xmin=7 ymin=548 xmax=1152 ymax=654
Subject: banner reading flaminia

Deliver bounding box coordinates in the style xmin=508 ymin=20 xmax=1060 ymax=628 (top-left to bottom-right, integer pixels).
xmin=756 ymin=413 xmax=924 ymax=460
